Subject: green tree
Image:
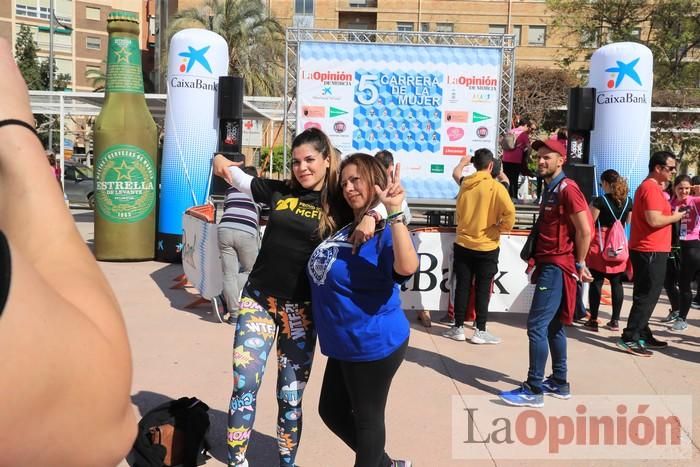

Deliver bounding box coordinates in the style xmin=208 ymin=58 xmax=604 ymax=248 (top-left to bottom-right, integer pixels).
xmin=546 ymin=0 xmax=700 ymax=89
xmin=14 ymin=24 xmax=41 ymax=89
xmin=260 ymin=145 xmax=290 ymax=175
xmin=39 ymin=58 xmax=71 ymax=91
xmin=647 ymin=1 xmax=700 ymax=86
xmin=86 ymin=66 xmax=106 ymax=91
xmin=513 ymin=66 xmax=579 ymax=129
xmin=167 ymin=0 xmax=285 ymax=96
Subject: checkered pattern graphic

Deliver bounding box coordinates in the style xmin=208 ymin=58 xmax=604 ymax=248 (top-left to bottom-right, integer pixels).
xmin=299 ymin=42 xmax=501 ymax=199
xmin=352 ymin=70 xmax=443 ymax=153
xmin=299 ymin=42 xmax=500 ymax=66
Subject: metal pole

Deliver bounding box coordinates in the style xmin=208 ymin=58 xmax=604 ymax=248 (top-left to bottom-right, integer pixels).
xmin=507 ymin=0 xmax=512 ymax=33
xmin=48 ymin=0 xmax=54 ymax=151
xmin=417 ymin=0 xmax=422 ymax=29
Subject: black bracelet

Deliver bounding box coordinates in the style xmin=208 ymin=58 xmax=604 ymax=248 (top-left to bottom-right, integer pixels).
xmin=0 ymin=119 xmax=40 ymax=142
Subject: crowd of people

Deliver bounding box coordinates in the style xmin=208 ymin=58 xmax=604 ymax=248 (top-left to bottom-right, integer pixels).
xmin=3 ymin=30 xmax=696 ymax=464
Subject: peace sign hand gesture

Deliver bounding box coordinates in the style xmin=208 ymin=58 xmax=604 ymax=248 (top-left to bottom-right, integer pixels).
xmin=375 ymin=163 xmax=405 ymax=214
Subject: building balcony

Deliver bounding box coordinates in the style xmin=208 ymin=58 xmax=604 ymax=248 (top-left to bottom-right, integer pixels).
xmin=339 ymin=0 xmax=378 ymax=10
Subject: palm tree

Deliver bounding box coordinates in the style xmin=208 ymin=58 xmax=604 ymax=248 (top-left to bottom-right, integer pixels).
xmin=85 ymin=66 xmax=106 ymax=92
xmin=167 ymin=0 xmax=285 ymax=96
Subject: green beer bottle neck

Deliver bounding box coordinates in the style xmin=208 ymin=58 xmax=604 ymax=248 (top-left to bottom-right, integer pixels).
xmin=105 ymin=31 xmax=144 ymax=94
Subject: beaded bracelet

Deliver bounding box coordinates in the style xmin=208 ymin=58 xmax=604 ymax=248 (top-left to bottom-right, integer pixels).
xmin=0 ymin=119 xmax=41 ymax=142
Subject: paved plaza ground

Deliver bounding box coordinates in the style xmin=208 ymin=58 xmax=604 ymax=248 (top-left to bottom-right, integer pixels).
xmin=70 ymin=210 xmax=700 ymax=467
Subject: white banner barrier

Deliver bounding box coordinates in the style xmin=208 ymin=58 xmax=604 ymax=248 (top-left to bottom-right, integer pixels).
xmin=402 ymin=231 xmax=534 ymax=313
xmin=181 ymin=222 xmax=534 ymax=312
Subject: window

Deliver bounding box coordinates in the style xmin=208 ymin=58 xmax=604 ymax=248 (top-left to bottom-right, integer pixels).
xmin=295 ymin=0 xmax=313 ymax=15
xmin=582 ymin=29 xmax=600 ymax=48
xmin=436 ymin=23 xmax=453 ymax=33
xmin=420 ymin=22 xmax=430 ymax=32
xmin=86 ymin=36 xmax=101 ymax=50
xmin=489 ymin=24 xmax=506 ymax=35
xmin=397 ymin=22 xmax=414 ymax=32
xmin=513 ymin=25 xmax=522 ymax=45
xmin=37 ymin=30 xmax=72 ymax=52
xmin=528 ymin=25 xmax=546 ymax=46
xmin=85 ymin=6 xmax=100 ymax=21
xmin=55 ymin=58 xmax=72 ymax=78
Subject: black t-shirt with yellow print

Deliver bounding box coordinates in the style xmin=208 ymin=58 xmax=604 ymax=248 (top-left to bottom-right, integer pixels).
xmin=0 ymin=230 xmax=10 ymax=317
xmin=248 ymin=178 xmax=323 ymax=301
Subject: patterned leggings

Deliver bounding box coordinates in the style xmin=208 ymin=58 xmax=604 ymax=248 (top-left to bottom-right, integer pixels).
xmin=227 ymin=286 xmax=316 ymax=467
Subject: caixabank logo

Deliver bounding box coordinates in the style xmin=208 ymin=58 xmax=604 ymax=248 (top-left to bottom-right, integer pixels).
xmin=597 ymin=57 xmax=647 ymax=105
xmin=170 ymin=45 xmax=218 ymax=91
xmin=178 ymin=45 xmax=212 ymax=73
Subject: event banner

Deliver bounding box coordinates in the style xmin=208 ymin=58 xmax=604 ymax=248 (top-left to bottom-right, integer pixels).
xmin=181 ymin=224 xmax=533 ymax=312
xmin=297 ymin=42 xmax=502 ymax=199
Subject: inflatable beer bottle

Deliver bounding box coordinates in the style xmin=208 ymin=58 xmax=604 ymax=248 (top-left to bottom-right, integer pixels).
xmin=94 ymin=11 xmax=157 ymax=260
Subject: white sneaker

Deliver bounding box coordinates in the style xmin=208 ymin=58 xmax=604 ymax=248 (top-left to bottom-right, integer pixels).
xmin=471 ymin=329 xmax=501 ymax=344
xmin=443 ymin=325 xmax=466 ymax=341
xmin=672 ymin=319 xmax=688 ymax=332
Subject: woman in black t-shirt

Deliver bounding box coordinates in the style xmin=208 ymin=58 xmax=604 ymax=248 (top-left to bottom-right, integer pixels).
xmin=586 ymin=169 xmax=633 ymax=331
xmin=213 ymin=129 xmax=375 ymax=467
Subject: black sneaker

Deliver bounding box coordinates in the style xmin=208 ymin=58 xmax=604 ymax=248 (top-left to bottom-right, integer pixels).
xmin=583 ymin=319 xmax=599 ymax=332
xmin=616 ymin=339 xmax=653 ymax=357
xmin=641 ymin=336 xmax=668 ymax=349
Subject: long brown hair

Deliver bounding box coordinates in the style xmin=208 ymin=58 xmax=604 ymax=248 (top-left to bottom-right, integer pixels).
xmin=601 ymin=169 xmax=629 ymax=207
xmin=339 ymin=153 xmax=388 ymax=223
xmin=289 ymin=128 xmax=341 ymax=238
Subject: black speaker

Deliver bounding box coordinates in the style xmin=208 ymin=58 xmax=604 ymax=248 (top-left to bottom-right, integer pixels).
xmin=218 ymin=76 xmax=244 ymax=119
xmin=568 ymin=87 xmax=596 ymax=132
xmin=212 ymin=76 xmax=245 ymax=196
xmin=564 ymin=163 xmax=596 ymax=203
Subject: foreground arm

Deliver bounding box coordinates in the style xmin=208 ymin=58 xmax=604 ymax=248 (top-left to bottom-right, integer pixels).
xmin=376 ymin=164 xmax=418 ymax=276
xmin=0 ymin=38 xmax=135 ymax=466
xmin=644 ymin=209 xmax=683 ymax=228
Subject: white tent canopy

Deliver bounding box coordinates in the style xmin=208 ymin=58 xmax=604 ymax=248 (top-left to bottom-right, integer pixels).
xmin=29 ymin=90 xmax=285 ymax=184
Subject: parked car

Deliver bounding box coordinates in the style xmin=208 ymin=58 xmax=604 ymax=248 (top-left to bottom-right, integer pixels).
xmin=64 ymin=160 xmax=95 ymax=209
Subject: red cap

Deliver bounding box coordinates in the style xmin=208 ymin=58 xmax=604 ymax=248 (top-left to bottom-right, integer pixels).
xmin=532 ymin=138 xmax=567 ymax=158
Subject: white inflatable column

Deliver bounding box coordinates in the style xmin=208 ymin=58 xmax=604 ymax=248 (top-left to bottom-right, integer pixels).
xmin=588 ymin=42 xmax=653 ymax=195
xmin=157 ymin=28 xmax=229 ymax=261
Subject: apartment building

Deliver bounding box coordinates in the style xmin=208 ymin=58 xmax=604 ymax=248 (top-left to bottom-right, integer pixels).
xmin=269 ymin=0 xmax=566 ymax=68
xmin=0 ymin=0 xmax=155 ymax=91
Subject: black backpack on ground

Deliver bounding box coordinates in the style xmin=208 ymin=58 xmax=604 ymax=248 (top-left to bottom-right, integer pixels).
xmin=131 ymin=397 xmax=211 ymax=467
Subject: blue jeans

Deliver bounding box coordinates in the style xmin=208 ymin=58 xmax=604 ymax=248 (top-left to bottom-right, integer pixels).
xmin=527 ymin=264 xmax=567 ymax=392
